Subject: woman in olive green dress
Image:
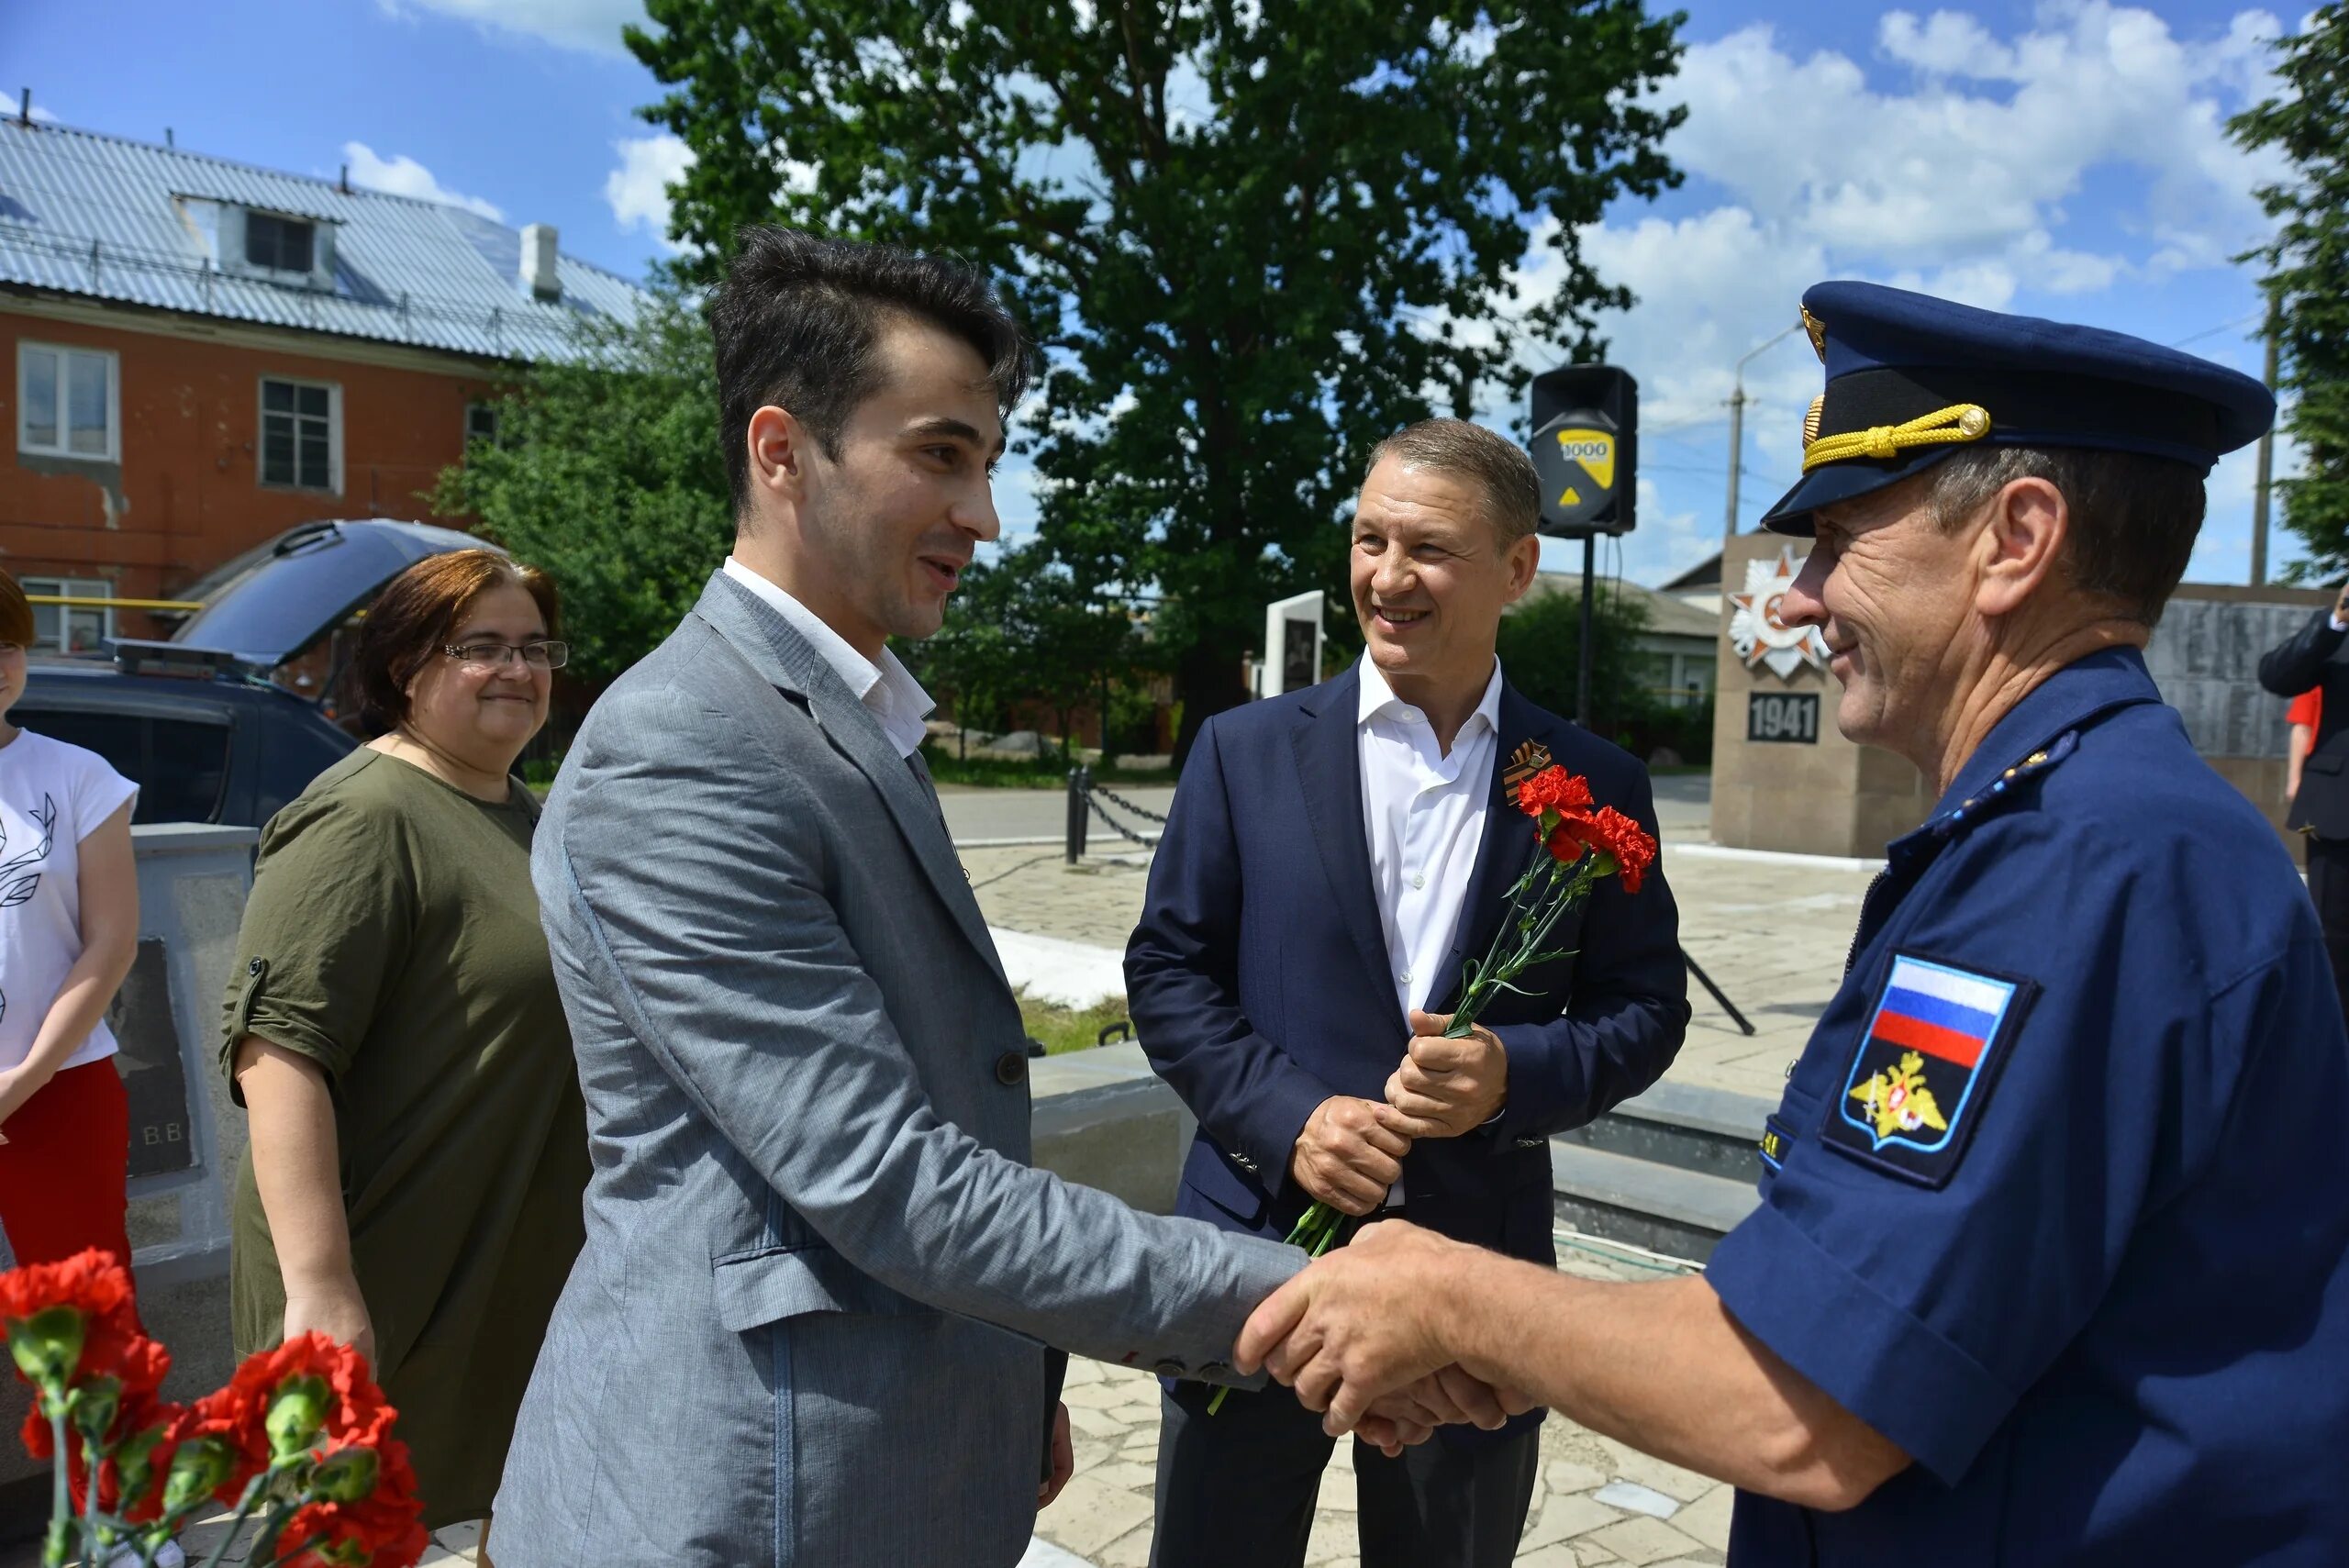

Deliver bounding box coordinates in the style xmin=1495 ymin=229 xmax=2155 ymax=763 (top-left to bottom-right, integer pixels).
xmin=223 ymin=550 xmax=586 ymax=1560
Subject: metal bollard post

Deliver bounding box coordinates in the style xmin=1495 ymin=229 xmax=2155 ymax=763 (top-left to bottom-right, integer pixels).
xmin=1065 ymin=764 xmax=1090 ymax=864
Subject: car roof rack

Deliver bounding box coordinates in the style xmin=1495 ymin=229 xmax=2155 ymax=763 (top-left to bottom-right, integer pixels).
xmin=110 ymin=639 xmax=254 ymax=682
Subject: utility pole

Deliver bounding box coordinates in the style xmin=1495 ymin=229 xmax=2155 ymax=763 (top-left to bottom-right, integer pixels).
xmin=1723 ymin=386 xmax=1746 ymax=541
xmin=1725 ymin=323 xmax=1802 ymax=544
xmin=2252 ymin=295 xmax=2280 ymax=587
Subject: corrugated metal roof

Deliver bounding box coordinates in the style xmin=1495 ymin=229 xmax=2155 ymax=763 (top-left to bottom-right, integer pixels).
xmin=0 ymin=119 xmax=650 ymax=361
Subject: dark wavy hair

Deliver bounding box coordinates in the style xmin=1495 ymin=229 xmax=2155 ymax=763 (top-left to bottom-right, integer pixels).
xmin=352 ymin=549 xmax=560 ymax=735
xmin=708 ymin=227 xmax=1031 ymax=523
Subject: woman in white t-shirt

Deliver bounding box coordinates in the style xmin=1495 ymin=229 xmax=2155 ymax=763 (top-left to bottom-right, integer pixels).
xmin=0 ymin=569 xmax=141 ymax=1287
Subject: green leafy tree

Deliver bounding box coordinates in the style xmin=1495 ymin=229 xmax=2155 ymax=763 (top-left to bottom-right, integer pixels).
xmin=1495 ymin=583 xmax=1650 ymax=733
xmin=433 ymin=296 xmax=731 ymax=685
xmin=2232 ymin=6 xmax=2349 ymax=579
xmin=918 ymin=539 xmax=1144 ymax=756
xmin=628 ymin=0 xmax=1685 ymax=756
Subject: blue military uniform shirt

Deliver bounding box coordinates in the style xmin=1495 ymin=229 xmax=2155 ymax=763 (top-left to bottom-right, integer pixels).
xmin=1707 ymin=648 xmax=2349 ymax=1566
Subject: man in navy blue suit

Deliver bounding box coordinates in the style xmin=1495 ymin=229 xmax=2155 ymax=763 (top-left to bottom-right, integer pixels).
xmin=1129 ymin=417 xmax=1690 ymax=1568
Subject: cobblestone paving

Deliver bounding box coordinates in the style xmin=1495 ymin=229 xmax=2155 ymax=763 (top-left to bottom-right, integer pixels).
xmin=959 ymin=840 xmax=1878 ymax=1102
xmin=1033 ymin=1246 xmax=1731 ymax=1568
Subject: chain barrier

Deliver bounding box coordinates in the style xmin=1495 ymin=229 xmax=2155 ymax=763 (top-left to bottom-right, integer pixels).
xmin=1064 ymin=765 xmax=1163 ymax=862
xmin=1085 ymin=790 xmax=1159 ymax=847
xmin=1089 ymin=782 xmax=1170 ymax=827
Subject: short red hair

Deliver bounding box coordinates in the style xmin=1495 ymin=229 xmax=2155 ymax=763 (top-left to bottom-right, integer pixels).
xmin=351 ymin=550 xmax=560 ymax=735
xmin=0 ymin=571 xmax=35 ymax=649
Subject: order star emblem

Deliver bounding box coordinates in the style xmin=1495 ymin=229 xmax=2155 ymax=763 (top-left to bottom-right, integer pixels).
xmin=1728 ymin=546 xmax=1832 ymax=681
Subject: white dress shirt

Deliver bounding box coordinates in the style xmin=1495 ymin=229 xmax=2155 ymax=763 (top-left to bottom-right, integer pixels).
xmin=722 ymin=557 xmax=935 ymax=759
xmin=1357 ymin=653 xmax=1505 ymax=1019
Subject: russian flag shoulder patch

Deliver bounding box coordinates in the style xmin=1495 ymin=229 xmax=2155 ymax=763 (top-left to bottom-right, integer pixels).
xmin=1820 ymin=951 xmax=2039 ymax=1187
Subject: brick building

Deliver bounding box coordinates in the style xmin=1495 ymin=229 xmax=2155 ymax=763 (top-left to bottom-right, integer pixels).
xmin=0 ymin=115 xmax=648 ymax=646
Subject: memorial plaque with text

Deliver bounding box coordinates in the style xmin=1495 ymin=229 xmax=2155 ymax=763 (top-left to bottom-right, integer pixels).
xmin=107 ymin=940 xmax=195 ymax=1179
xmin=1747 ymin=692 xmax=1820 ymax=745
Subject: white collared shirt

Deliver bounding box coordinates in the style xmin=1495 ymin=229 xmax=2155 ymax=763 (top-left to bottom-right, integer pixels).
xmin=722 ymin=557 xmax=935 ymax=759
xmin=1357 ymin=653 xmax=1505 ymax=1019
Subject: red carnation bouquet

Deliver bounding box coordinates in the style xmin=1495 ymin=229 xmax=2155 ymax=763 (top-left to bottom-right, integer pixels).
xmin=1285 ymin=752 xmax=1657 ymax=1259
xmin=2 ymin=1249 xmax=426 ymax=1568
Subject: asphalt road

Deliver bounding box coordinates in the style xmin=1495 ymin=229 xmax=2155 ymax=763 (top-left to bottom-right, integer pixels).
xmin=940 ymin=769 xmax=1712 ymax=844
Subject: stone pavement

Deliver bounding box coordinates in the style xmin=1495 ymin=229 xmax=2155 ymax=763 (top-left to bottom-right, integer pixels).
xmin=960 ymin=831 xmax=1879 ymax=1105
xmin=1030 ymin=1242 xmax=1731 ymax=1568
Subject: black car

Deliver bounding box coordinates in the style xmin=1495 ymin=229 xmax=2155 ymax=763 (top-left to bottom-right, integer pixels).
xmin=15 ymin=518 xmax=488 ymax=828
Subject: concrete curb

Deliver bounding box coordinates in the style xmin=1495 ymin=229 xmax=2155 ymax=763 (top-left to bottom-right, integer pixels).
xmin=1666 ymin=841 xmax=1884 ymax=874
xmin=991 ymin=926 xmax=1130 ymax=1009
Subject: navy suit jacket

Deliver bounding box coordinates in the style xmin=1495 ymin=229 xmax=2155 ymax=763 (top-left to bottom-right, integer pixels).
xmin=1127 ymin=666 xmax=1690 ymax=1274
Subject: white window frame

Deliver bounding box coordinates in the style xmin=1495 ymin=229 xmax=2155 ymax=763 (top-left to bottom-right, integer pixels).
xmin=257 ymin=375 xmax=342 ymax=495
xmin=17 ymin=575 xmax=115 ymax=654
xmin=17 ymin=341 xmax=121 ymax=462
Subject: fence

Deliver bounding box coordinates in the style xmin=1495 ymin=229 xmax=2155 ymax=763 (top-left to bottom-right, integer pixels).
xmin=1063 ymin=764 xmax=1166 ymax=862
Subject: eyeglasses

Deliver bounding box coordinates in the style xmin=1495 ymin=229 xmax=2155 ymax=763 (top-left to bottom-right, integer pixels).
xmin=443 ymin=639 xmax=570 ymax=671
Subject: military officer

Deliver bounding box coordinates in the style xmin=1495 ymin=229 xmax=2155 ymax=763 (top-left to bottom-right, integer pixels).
xmin=1233 ymin=281 xmax=2349 ymax=1566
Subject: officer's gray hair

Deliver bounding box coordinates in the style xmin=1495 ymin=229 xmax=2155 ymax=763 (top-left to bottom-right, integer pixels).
xmin=1924 ymin=446 xmax=2207 ymax=628
xmin=1367 ymin=419 xmax=1542 ymax=548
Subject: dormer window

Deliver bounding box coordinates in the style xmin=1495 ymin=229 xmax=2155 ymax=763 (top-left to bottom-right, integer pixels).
xmin=245 ymin=211 xmax=316 ymax=273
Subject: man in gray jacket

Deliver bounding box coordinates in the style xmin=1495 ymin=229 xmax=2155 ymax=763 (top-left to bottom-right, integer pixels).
xmin=494 ymin=229 xmax=1494 ymax=1567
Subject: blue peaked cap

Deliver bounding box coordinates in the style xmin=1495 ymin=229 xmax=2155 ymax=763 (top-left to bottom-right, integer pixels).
xmin=1760 ymin=281 xmax=2276 ymax=536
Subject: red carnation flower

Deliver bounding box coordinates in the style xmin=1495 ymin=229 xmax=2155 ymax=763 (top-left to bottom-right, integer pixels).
xmin=1553 ymin=806 xmax=1657 ymax=894
xmin=182 ymin=1335 xmax=423 ymax=1564
xmin=274 ymin=1438 xmax=429 ymax=1568
xmin=0 ymin=1249 xmax=151 ymax=1392
xmin=197 ymin=1334 xmax=399 ymax=1457
xmin=1514 ymin=766 xmax=1593 ymax=820
xmin=1543 ymin=813 xmax=1595 ymax=866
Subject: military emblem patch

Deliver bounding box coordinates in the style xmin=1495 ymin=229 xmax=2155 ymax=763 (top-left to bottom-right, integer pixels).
xmin=1820 ymin=952 xmax=2036 ymax=1187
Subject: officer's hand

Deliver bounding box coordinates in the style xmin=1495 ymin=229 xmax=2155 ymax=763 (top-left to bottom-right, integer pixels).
xmin=1237 ymin=1219 xmax=1472 ymax=1435
xmin=1291 ymin=1096 xmax=1414 ymax=1216
xmin=1382 ymin=1010 xmax=1508 ymax=1139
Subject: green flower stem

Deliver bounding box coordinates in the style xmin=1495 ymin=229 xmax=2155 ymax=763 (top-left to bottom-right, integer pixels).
xmin=1213 ymin=834 xmax=1616 ymax=1421
xmin=193 ymin=1468 xmax=280 ymax=1568
xmin=45 ymin=1407 xmax=70 ymax=1568
xmin=244 ymin=1497 xmax=302 ymax=1568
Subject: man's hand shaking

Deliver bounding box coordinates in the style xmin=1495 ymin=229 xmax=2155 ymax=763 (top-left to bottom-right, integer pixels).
xmin=1238 ymin=1220 xmax=1535 ymax=1440
xmin=1237 ymin=1220 xmax=1534 ymax=1439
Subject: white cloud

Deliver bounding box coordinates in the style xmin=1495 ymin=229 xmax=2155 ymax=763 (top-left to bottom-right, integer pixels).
xmin=603 ymin=134 xmax=695 ymax=250
xmin=376 ymin=0 xmax=646 ymax=56
xmin=1483 ymin=3 xmax=2295 ymax=584
xmin=341 ymin=141 xmax=504 ymax=220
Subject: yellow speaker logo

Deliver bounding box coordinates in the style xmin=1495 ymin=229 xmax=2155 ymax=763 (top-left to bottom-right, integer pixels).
xmin=1552 ymin=428 xmax=1615 ymax=498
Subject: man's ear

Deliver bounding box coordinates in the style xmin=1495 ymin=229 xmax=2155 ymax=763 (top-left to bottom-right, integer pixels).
xmin=1501 ymin=531 xmax=1542 ymax=603
xmin=1974 ymin=476 xmax=2066 ymax=619
xmin=746 ymin=406 xmax=811 ymax=512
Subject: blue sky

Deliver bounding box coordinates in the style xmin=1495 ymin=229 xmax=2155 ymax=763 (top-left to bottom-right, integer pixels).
xmin=0 ymin=0 xmax=2307 ymax=587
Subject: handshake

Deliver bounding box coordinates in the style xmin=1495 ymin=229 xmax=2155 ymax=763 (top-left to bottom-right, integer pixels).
xmin=1245 ymin=1008 xmax=1530 ymax=1454
xmin=1234 ymin=1219 xmax=1527 ymax=1454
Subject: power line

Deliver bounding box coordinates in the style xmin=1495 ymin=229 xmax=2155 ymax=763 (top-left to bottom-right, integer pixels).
xmin=2168 ymin=311 xmax=2265 ymax=350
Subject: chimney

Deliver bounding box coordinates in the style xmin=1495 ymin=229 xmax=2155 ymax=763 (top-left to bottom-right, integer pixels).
xmin=519 ymin=223 xmax=561 ymax=302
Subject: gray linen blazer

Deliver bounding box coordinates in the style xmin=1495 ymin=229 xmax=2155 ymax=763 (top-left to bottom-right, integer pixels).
xmin=494 ymin=573 xmax=1299 ymax=1567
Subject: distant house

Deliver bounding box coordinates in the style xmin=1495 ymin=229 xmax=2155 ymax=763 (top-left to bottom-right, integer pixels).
xmin=1518 ymin=571 xmax=1720 ymax=709
xmin=1657 ymin=551 xmax=1725 ymax=618
xmin=0 ymin=115 xmax=650 ymax=647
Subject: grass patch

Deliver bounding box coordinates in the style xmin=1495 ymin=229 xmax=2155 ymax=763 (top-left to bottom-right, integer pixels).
xmin=922 ymin=745 xmax=1176 ymax=790
xmin=1018 ymin=991 xmax=1135 ymax=1055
